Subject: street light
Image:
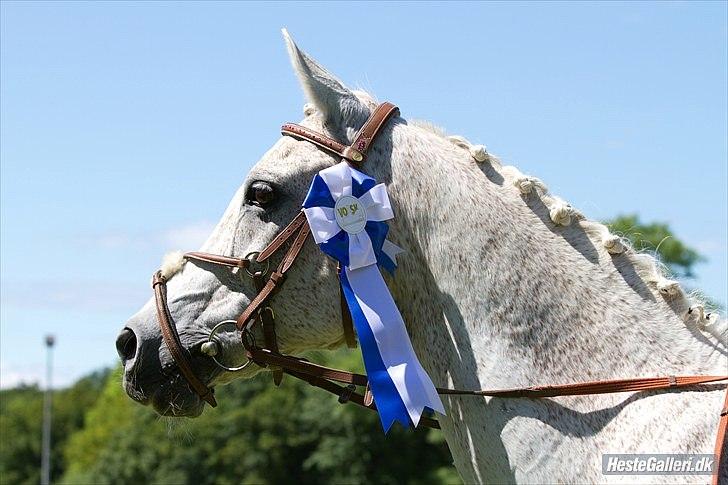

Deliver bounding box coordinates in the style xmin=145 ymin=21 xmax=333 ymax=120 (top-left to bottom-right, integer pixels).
xmin=41 ymin=335 xmax=55 ymax=485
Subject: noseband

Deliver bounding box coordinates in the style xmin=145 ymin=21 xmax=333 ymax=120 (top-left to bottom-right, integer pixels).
xmin=151 ymin=102 xmax=728 ymax=481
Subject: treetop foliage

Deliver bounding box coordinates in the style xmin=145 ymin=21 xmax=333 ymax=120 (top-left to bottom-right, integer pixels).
xmin=607 ymin=214 xmax=704 ymax=278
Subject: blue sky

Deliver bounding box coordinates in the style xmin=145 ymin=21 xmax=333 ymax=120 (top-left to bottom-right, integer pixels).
xmin=1 ymin=1 xmax=726 ymax=388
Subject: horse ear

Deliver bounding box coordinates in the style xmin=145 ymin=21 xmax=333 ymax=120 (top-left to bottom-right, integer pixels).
xmin=282 ymin=29 xmax=369 ymax=139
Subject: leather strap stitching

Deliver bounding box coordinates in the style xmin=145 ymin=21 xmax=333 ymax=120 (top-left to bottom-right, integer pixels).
xmin=281 ymin=124 xmax=357 ymax=161
xmin=350 ymin=102 xmax=399 ymax=158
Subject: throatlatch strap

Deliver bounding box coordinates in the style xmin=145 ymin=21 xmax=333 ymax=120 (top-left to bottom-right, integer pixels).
xmin=252 ymin=272 xmax=283 ymax=386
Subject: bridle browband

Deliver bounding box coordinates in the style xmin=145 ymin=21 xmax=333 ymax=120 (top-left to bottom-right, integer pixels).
xmin=152 ymin=102 xmax=728 ymax=481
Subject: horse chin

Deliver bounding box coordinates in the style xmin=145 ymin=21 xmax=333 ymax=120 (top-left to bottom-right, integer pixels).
xmin=150 ymin=388 xmax=206 ymax=418
xmin=122 ymin=366 xmax=209 ymax=417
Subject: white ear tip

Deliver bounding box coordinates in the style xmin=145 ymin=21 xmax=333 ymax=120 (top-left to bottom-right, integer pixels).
xmin=160 ymin=251 xmax=186 ymax=280
xmin=281 ymin=28 xmax=297 ymax=53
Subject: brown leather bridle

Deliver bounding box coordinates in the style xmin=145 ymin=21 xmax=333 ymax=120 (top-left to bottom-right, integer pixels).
xmin=151 ymin=102 xmax=728 ymax=481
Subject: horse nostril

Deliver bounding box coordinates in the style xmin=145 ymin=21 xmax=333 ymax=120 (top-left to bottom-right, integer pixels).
xmin=116 ymin=328 xmax=137 ymax=363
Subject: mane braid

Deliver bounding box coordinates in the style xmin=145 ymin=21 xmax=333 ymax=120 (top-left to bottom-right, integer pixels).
xmin=409 ymin=119 xmax=727 ymax=346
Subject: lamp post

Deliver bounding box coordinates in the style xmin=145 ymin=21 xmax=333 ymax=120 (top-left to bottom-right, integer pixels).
xmin=40 ymin=334 xmax=55 ymax=485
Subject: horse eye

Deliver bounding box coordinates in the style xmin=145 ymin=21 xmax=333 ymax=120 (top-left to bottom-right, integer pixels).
xmin=248 ymin=181 xmax=276 ymax=207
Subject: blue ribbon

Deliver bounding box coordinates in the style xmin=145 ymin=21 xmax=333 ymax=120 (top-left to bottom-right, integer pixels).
xmin=301 ymin=162 xmax=444 ymax=432
xmin=303 ymin=174 xmax=396 ymax=274
xmin=339 ymin=269 xmax=411 ymax=431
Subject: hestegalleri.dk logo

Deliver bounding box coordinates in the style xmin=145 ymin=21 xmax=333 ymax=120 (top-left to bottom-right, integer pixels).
xmin=602 ymin=454 xmax=715 ymax=475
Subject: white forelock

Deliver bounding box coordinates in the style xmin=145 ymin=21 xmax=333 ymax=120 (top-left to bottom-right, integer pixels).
xmin=160 ymin=251 xmax=186 ymax=280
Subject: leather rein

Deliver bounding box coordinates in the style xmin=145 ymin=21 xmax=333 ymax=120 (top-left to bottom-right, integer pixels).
xmin=152 ymin=102 xmax=728 ymax=479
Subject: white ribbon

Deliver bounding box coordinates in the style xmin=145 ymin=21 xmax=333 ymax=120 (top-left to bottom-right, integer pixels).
xmin=345 ymin=265 xmax=445 ymax=425
xmin=302 ymin=161 xmax=445 ymax=429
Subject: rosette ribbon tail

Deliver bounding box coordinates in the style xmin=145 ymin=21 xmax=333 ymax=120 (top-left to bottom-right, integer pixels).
xmin=302 ymin=161 xmax=445 ymax=432
xmin=339 ymin=265 xmax=445 ymax=431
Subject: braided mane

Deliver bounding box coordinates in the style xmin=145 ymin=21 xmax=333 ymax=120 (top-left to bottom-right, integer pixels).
xmin=299 ymin=98 xmax=725 ymax=346
xmin=409 ymin=118 xmax=726 ymax=345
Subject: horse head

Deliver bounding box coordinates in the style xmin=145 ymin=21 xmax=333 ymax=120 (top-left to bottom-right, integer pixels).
xmin=116 ymin=31 xmax=402 ymax=416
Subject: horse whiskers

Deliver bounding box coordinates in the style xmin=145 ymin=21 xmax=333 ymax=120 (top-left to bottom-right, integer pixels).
xmin=158 ymin=392 xmax=183 ymax=419
xmin=162 ymin=412 xmax=195 ymax=443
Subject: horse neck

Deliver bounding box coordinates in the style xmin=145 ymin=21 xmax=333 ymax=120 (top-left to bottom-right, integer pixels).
xmin=378 ymin=125 xmax=723 ymax=391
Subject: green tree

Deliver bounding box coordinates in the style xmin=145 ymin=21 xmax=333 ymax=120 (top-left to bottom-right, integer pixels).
xmin=0 ymin=385 xmax=43 ymax=485
xmin=61 ymin=367 xmax=137 ymax=482
xmin=61 ymin=352 xmax=459 ymax=485
xmin=0 ymin=370 xmax=107 ymax=485
xmin=607 ymin=214 xmax=705 ymax=278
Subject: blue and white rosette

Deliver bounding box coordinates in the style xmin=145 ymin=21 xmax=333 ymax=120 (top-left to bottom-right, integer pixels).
xmin=302 ymin=161 xmax=445 ymax=432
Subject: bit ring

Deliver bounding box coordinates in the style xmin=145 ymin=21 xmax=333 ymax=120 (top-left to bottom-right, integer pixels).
xmin=243 ymin=252 xmax=269 ymax=278
xmin=206 ymin=320 xmax=253 ymax=372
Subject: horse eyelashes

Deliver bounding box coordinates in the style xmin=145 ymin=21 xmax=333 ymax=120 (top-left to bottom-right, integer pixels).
xmin=246 ymin=181 xmax=276 ymax=208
